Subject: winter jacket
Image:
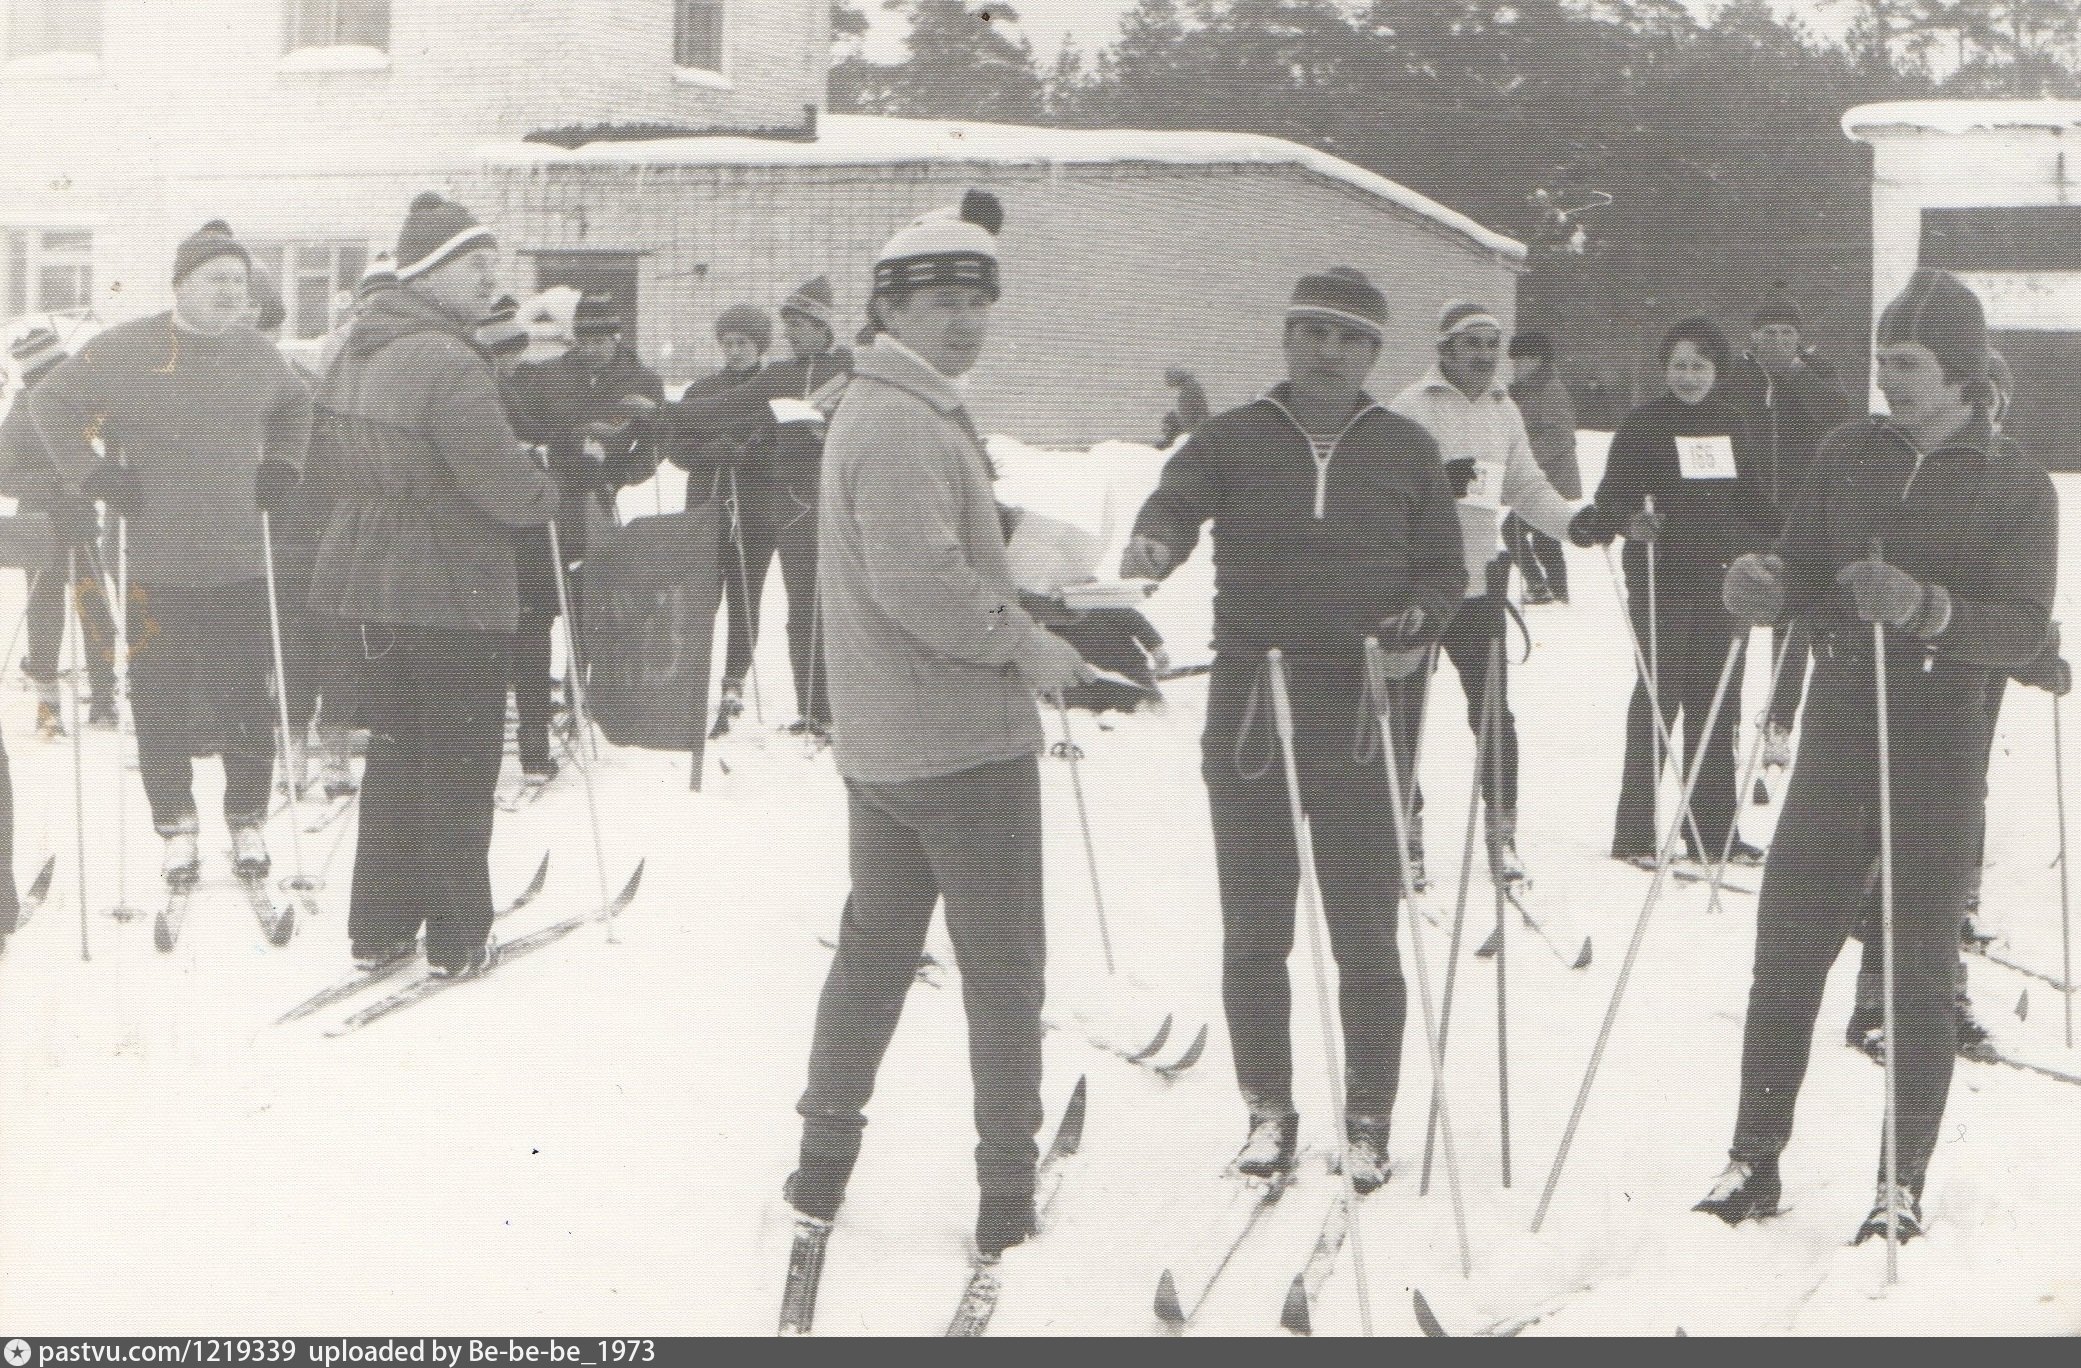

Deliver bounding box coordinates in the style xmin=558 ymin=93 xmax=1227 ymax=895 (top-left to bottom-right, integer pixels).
xmin=1508 ymin=369 xmax=1582 ymax=500
xmin=664 ymin=348 xmax=854 ymax=497
xmin=306 ymin=285 xmax=559 ymax=635
xmin=1132 ymin=384 xmax=1467 ymax=656
xmin=1774 ymin=413 xmax=2055 ymax=673
xmin=1577 ymin=394 xmax=1780 ymax=585
xmin=662 ymin=364 xmax=765 ymax=508
xmin=819 ymin=336 xmax=1057 ymax=784
xmin=513 ymin=346 xmax=664 ymax=561
xmin=1390 ymin=368 xmax=1578 ymax=597
xmin=1717 ymin=354 xmax=1854 ymax=510
xmin=29 ymin=313 xmax=312 ymax=588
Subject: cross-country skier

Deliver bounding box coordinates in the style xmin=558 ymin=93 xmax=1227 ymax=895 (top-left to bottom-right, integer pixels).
xmin=1389 ymin=299 xmax=1583 ymax=891
xmin=1699 ymin=268 xmax=2057 ymax=1244
xmin=1717 ymin=287 xmax=1853 ymax=769
xmin=785 ymin=190 xmax=1095 ymax=1259
xmin=306 ymin=192 xmax=559 ymax=978
xmin=1568 ymin=318 xmax=1777 ymax=868
xmin=1 ymin=328 xmax=115 ymax=736
xmin=662 ymin=279 xmax=854 ymax=738
xmin=29 ymin=221 xmax=312 ymax=887
xmin=1122 ymin=267 xmax=1467 ymax=1189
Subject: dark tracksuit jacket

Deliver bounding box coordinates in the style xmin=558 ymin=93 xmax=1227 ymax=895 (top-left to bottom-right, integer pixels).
xmin=1729 ymin=413 xmax=2056 ymax=1193
xmin=1132 ymin=385 xmax=1466 ymax=1121
xmin=1577 ymin=393 xmax=1779 ymax=857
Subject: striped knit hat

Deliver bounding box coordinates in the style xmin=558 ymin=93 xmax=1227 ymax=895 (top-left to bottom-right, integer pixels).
xmin=781 ymin=275 xmax=838 ymax=333
xmin=1287 ymin=268 xmax=1388 ymax=341
xmin=8 ymin=327 xmax=65 ymax=381
xmin=1437 ymin=298 xmax=1502 ymax=341
xmin=396 ymin=192 xmax=496 ymax=281
xmin=873 ymin=190 xmax=1003 ymax=301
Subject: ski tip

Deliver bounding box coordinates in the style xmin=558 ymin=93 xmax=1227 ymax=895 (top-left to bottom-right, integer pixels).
xmin=1055 ymin=1075 xmax=1089 ymax=1155
xmin=1158 ymin=1023 xmax=1210 ymax=1080
xmin=1279 ymin=1273 xmax=1312 ymax=1336
xmin=2016 ymin=989 xmax=2029 ymax=1020
xmin=153 ymin=918 xmax=175 ymax=954
xmin=618 ymin=860 xmax=647 ymax=903
xmin=523 ymin=850 xmax=551 ymax=900
xmin=1125 ymin=1013 xmax=1175 ymax=1063
xmin=1572 ymin=938 xmax=1593 ymax=971
xmin=1413 ymin=1289 xmax=1450 ymax=1338
xmin=269 ymin=907 xmax=296 ymax=948
xmin=1153 ymin=1270 xmax=1185 ymax=1327
xmin=26 ymin=854 xmax=56 ymax=902
xmin=1476 ymin=926 xmax=1500 ymax=959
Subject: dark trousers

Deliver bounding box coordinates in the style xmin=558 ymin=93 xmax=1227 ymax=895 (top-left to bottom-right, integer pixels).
xmin=511 ymin=609 xmax=557 ymax=770
xmin=773 ymin=483 xmax=829 ymax=726
xmin=1730 ymin=656 xmax=1987 ymax=1192
xmin=274 ymin=549 xmax=357 ymax=742
xmin=346 ymin=624 xmax=510 ymax=972
xmin=1766 ymin=620 xmax=1814 ymax=732
xmin=127 ymin=580 xmax=276 ymax=836
xmin=1407 ymin=591 xmax=1516 ymax=823
xmin=719 ymin=472 xmax=782 ymax=693
xmin=1612 ymin=571 xmax=1742 ymax=858
xmin=1204 ymin=651 xmax=1408 ymax=1121
xmin=797 ymin=756 xmax=1046 ymax=1207
xmin=23 ymin=561 xmax=115 ymax=702
xmin=1504 ymin=513 xmax=1568 ymax=601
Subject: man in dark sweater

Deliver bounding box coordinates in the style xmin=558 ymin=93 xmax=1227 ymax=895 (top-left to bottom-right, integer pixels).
xmin=1124 ymin=268 xmax=1466 ymax=1190
xmin=1701 ymin=269 xmax=2056 ymax=1245
xmin=31 ymin=222 xmax=312 ymax=888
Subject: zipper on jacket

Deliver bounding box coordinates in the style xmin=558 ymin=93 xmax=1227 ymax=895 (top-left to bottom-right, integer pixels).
xmin=1262 ymin=396 xmax=1382 ymax=522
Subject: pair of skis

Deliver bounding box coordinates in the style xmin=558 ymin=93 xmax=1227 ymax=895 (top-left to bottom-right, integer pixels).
xmin=1152 ymin=1165 xmax=1299 ymax=1332
xmin=778 ymin=1076 xmax=1088 ymax=1337
xmin=1474 ymin=885 xmax=1593 ymax=970
xmin=9 ymin=855 xmax=57 ymax=930
xmin=154 ymin=867 xmax=296 ymax=953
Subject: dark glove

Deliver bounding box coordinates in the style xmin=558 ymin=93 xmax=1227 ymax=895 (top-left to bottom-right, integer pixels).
xmin=254 ymin=458 xmax=301 ymax=518
xmin=80 ymin=459 xmax=143 ymax=520
xmin=1723 ymin=553 xmax=1787 ymax=626
xmin=1443 ymin=457 xmax=1478 ymax=499
xmin=1018 ymin=590 xmax=1083 ymax=628
xmin=599 ymin=450 xmax=654 ymax=491
xmin=1622 ymin=508 xmax=1666 ymax=544
xmin=1567 ymin=504 xmax=1612 ymax=548
xmin=1120 ymin=534 xmax=1175 ymax=581
xmin=50 ymin=497 xmax=100 ymax=548
xmin=1836 ymin=559 xmax=1951 ymax=638
xmin=2013 ymin=623 xmax=2071 ymax=696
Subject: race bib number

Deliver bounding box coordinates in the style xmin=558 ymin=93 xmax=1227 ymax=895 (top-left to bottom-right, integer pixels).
xmin=769 ymin=398 xmax=826 ymax=427
xmin=1676 ymin=434 xmax=1737 ymax=481
xmin=1461 ymin=459 xmax=1506 ymax=510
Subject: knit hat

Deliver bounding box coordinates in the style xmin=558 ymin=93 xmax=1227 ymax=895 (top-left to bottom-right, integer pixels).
xmin=780 ymin=275 xmax=838 ymax=333
xmin=476 ymin=295 xmax=528 ymax=356
xmin=395 ymin=192 xmax=496 ymax=281
xmin=1437 ymin=298 xmax=1502 ymax=342
xmin=714 ymin=303 xmax=772 ymax=353
xmin=1876 ymin=267 xmax=1989 ymax=388
xmin=8 ymin=327 xmax=65 ymax=381
xmin=873 ymin=190 xmax=1003 ymax=301
xmin=248 ymin=263 xmax=286 ymax=334
xmin=1753 ymin=284 xmax=1803 ymax=330
xmin=1287 ymin=268 xmax=1388 ymax=341
xmin=172 ymin=219 xmax=250 ymax=286
xmin=573 ymin=292 xmax=622 ymax=338
xmin=357 ymin=252 xmax=399 ymax=300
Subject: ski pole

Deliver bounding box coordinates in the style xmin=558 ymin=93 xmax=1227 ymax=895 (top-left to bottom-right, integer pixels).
xmin=258 ymin=513 xmax=317 ymax=906
xmin=545 ymin=516 xmax=616 ymax=941
xmin=2056 ymin=688 xmax=2076 ymax=1050
xmin=1490 ymin=643 xmax=1511 ymax=1190
xmin=101 ymin=523 xmax=141 ymax=922
xmin=1600 ymin=545 xmax=1725 ymax=915
xmin=65 ymin=549 xmax=89 ymax=962
xmin=723 ymin=468 xmax=766 ymax=727
xmin=1054 ymin=700 xmax=1117 ymax=978
xmin=1646 ymin=496 xmax=1662 ymax=848
xmin=1421 ymin=640 xmax=1496 ymax=1197
xmin=1873 ymin=612 xmax=1901 ymax=1285
xmin=1265 ymin=652 xmax=1381 ymax=1329
xmin=1359 ymin=642 xmax=1473 ymax=1278
xmin=1531 ymin=636 xmax=1742 ymax=1234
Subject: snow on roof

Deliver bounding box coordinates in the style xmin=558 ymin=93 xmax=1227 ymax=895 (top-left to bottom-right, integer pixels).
xmin=474 ymin=114 xmax=1523 ymax=261
xmin=1844 ymin=100 xmax=2081 ymax=139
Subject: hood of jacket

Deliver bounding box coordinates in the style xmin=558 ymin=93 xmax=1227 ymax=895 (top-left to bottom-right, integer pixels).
xmin=345 ymin=285 xmax=480 ymax=361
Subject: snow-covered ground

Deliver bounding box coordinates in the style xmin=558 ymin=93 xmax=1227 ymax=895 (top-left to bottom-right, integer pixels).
xmin=2 ymin=434 xmax=2078 ymax=1336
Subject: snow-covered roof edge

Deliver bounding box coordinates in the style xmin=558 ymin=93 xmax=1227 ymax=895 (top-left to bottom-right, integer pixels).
xmin=1844 ymin=100 xmax=2081 ymax=140
xmin=471 ymin=114 xmax=1524 ymax=262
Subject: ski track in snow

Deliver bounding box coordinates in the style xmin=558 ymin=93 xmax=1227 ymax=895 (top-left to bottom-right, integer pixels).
xmin=1 ymin=437 xmax=2078 ymax=1335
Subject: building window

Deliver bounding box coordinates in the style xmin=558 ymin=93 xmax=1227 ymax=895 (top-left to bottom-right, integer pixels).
xmin=286 ymin=0 xmax=389 ymax=51
xmin=4 ymin=228 xmax=93 ymax=319
xmin=6 ymin=0 xmax=103 ymax=59
xmin=674 ymin=0 xmax=726 ymax=73
xmin=252 ymin=240 xmax=368 ymax=340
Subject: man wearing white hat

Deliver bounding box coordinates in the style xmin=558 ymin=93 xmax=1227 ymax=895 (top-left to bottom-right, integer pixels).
xmin=785 ymin=190 xmax=1092 ymax=1264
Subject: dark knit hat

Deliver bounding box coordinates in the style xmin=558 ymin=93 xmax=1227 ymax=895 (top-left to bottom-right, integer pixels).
xmin=573 ymin=292 xmax=622 ymax=338
xmin=172 ymin=219 xmax=250 ymax=286
xmin=1286 ymin=268 xmax=1388 ymax=341
xmin=873 ymin=190 xmax=1003 ymax=301
xmin=476 ymin=295 xmax=528 ymax=356
xmin=8 ymin=327 xmax=65 ymax=381
xmin=248 ymin=263 xmax=286 ymax=334
xmin=780 ymin=275 xmax=837 ymax=333
xmin=396 ymin=192 xmax=496 ymax=281
xmin=1753 ymin=285 xmax=1803 ymax=331
xmin=1876 ymin=267 xmax=1989 ymax=389
xmin=714 ymin=303 xmax=771 ymax=353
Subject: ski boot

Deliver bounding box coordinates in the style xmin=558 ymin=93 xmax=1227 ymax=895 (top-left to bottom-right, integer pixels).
xmin=1234 ymin=1107 xmax=1300 ymax=1181
xmin=87 ymin=695 xmax=119 ymax=730
xmin=34 ymin=682 xmax=63 ymax=739
xmin=709 ymin=682 xmax=745 ymax=740
xmin=521 ymin=753 xmax=560 ymax=786
xmin=976 ymin=1187 xmax=1037 ymax=1259
xmin=783 ymin=1162 xmax=849 ymax=1224
xmin=352 ymin=939 xmax=418 ymax=974
xmin=1762 ymin=720 xmax=1794 ymax=771
xmin=312 ymin=745 xmax=359 ymax=801
xmin=1955 ymin=996 xmax=1993 ymax=1061
xmin=431 ymin=934 xmax=499 ymax=981
xmin=230 ymin=824 xmax=271 ymax=878
xmin=1727 ymin=838 xmax=1768 ymax=869
xmin=1693 ymin=1157 xmax=1781 ymax=1225
xmin=162 ymin=830 xmax=201 ymax=888
xmin=1852 ymin=1180 xmax=1924 ymax=1246
xmin=1343 ymin=1114 xmax=1393 ymax=1196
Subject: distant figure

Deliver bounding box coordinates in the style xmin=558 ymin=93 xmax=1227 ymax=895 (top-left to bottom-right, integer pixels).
xmin=1505 ymin=330 xmax=1580 ymax=604
xmin=1157 ymin=367 xmax=1209 ymax=448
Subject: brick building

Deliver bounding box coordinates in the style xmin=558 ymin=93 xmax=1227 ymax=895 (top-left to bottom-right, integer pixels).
xmin=1 ymin=0 xmax=1522 ymax=445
